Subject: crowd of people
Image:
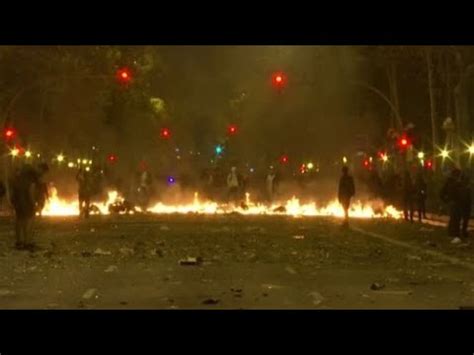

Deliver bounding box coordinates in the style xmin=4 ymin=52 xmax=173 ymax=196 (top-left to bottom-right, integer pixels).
xmin=1 ymin=159 xmax=471 ymax=250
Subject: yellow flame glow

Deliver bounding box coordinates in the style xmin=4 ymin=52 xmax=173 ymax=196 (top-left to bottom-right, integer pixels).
xmin=40 ymin=190 xmax=403 ymax=219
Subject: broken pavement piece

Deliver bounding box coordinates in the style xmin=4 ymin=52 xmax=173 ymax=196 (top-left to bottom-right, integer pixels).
xmin=370 ymin=282 xmax=385 ymax=291
xmin=179 ymin=257 xmax=203 ymax=266
xmin=407 ymin=255 xmax=422 ymax=261
xmin=285 ymin=266 xmax=297 ymax=274
xmin=376 ymin=290 xmax=413 ymax=296
xmin=292 ymin=235 xmax=305 ymax=240
xmin=104 ymin=265 xmax=118 ymax=273
xmin=160 ymin=225 xmax=170 ymax=231
xmin=202 ymin=298 xmax=220 ymax=305
xmin=94 ymin=248 xmax=112 ymax=256
xmin=309 ymin=291 xmax=324 ymax=306
xmin=82 ymin=288 xmax=97 ymax=300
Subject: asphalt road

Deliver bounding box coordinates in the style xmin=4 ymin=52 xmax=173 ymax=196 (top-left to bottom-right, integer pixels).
xmin=0 ymin=214 xmax=473 ymax=309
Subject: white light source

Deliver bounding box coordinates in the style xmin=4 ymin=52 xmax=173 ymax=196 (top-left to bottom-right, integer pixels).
xmin=307 ymin=162 xmax=314 ymax=170
xmin=417 ymin=151 xmax=425 ymax=159
xmin=468 ymin=145 xmax=474 ymax=155
xmin=10 ymin=148 xmax=19 ymax=157
xmin=440 ymin=149 xmax=449 ymax=159
xmin=25 ymin=150 xmax=32 ymax=158
xmin=57 ymin=154 xmax=64 ymax=162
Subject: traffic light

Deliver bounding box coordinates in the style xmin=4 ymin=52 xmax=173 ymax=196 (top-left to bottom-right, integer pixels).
xmin=280 ymin=155 xmax=289 ymax=164
xmin=4 ymin=127 xmax=16 ymax=141
xmin=397 ymin=135 xmax=411 ymax=150
xmin=215 ymin=145 xmax=224 ymax=155
xmin=116 ymin=67 xmax=132 ymax=85
xmin=271 ymin=71 xmax=287 ymax=90
xmin=160 ymin=127 xmax=171 ymax=139
xmin=227 ymin=124 xmax=238 ymax=136
xmin=107 ymin=154 xmax=117 ymax=163
xmin=424 ymin=159 xmax=433 ymax=170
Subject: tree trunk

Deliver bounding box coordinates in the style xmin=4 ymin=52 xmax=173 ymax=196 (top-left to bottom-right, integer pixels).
xmin=426 ymin=49 xmax=438 ymax=170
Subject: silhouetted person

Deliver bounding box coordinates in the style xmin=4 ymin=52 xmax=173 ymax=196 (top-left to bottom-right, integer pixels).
xmin=402 ymin=171 xmax=415 ymax=222
xmin=414 ymin=171 xmax=427 ymax=222
xmin=441 ymin=168 xmax=462 ymax=242
xmin=265 ymin=167 xmax=276 ymax=203
xmin=10 ymin=163 xmax=49 ymax=250
xmin=458 ymin=172 xmax=471 ymax=239
xmin=76 ymin=167 xmax=92 ymax=218
xmin=368 ymin=169 xmax=383 ymax=200
xmin=338 ymin=166 xmax=355 ymax=226
xmin=227 ymin=166 xmax=240 ymax=203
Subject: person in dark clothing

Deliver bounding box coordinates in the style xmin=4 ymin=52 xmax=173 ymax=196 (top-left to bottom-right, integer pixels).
xmin=402 ymin=171 xmax=415 ymax=222
xmin=10 ymin=163 xmax=49 ymax=250
xmin=440 ymin=168 xmax=462 ymax=240
xmin=368 ymin=169 xmax=383 ymax=200
xmin=402 ymin=170 xmax=415 ymax=223
xmin=414 ymin=170 xmax=427 ymax=222
xmin=76 ymin=167 xmax=92 ymax=218
xmin=338 ymin=166 xmax=355 ymax=226
xmin=458 ymin=172 xmax=471 ymax=238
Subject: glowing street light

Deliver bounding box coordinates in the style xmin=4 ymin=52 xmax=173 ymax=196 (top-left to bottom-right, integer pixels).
xmin=10 ymin=147 xmax=19 ymax=157
xmin=307 ymin=162 xmax=314 ymax=170
xmin=82 ymin=159 xmax=88 ymax=165
xmin=25 ymin=150 xmax=32 ymax=158
xmin=57 ymin=154 xmax=64 ymax=162
xmin=342 ymin=156 xmax=348 ymax=164
xmin=468 ymin=144 xmax=474 ymax=155
xmin=440 ymin=149 xmax=450 ymax=159
xmin=381 ymin=154 xmax=388 ymax=162
xmin=417 ymin=151 xmax=425 ymax=160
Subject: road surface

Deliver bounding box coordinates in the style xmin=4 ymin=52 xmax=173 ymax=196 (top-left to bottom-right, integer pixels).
xmin=0 ymin=214 xmax=473 ymax=309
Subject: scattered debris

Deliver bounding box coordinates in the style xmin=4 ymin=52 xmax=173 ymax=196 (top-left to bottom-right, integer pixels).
xmin=285 ymin=266 xmax=297 ymax=274
xmin=370 ymin=282 xmax=385 ymax=291
xmin=179 ymin=257 xmax=203 ymax=266
xmin=104 ymin=265 xmax=118 ymax=273
xmin=94 ymin=248 xmax=112 ymax=256
xmin=90 ymin=228 xmax=96 ymax=233
xmin=150 ymin=248 xmax=164 ymax=257
xmin=119 ymin=247 xmax=135 ymax=257
xmin=262 ymin=293 xmax=268 ymax=297
xmin=120 ymin=301 xmax=128 ymax=305
xmin=407 ymin=255 xmax=422 ymax=261
xmin=202 ymin=298 xmax=220 ymax=305
xmin=310 ymin=291 xmax=324 ymax=306
xmin=273 ymin=206 xmax=286 ymax=213
xmin=425 ymin=241 xmax=437 ymax=248
xmin=81 ymin=251 xmax=92 ymax=257
xmin=0 ymin=289 xmax=14 ymax=297
xmin=160 ymin=225 xmax=170 ymax=231
xmin=262 ymin=284 xmax=283 ymax=290
xmin=82 ymin=288 xmax=97 ymax=300
xmin=231 ymin=288 xmax=242 ymax=293
xmin=292 ymin=235 xmax=305 ymax=240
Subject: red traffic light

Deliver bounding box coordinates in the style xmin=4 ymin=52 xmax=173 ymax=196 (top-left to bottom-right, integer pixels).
xmin=160 ymin=127 xmax=171 ymax=139
xmin=116 ymin=67 xmax=132 ymax=84
xmin=424 ymin=160 xmax=433 ymax=170
xmin=280 ymin=155 xmax=289 ymax=164
xmin=227 ymin=124 xmax=238 ymax=135
xmin=107 ymin=154 xmax=117 ymax=163
xmin=398 ymin=135 xmax=411 ymax=150
xmin=4 ymin=128 xmax=16 ymax=140
xmin=271 ymin=71 xmax=287 ymax=89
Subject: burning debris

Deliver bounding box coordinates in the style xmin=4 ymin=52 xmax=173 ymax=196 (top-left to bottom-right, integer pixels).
xmin=40 ymin=189 xmax=403 ymax=219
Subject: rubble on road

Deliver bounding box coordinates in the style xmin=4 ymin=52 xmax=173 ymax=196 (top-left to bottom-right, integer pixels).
xmin=370 ymin=282 xmax=385 ymax=291
xmin=119 ymin=247 xmax=135 ymax=257
xmin=82 ymin=288 xmax=97 ymax=299
xmin=94 ymin=248 xmax=112 ymax=256
xmin=202 ymin=298 xmax=220 ymax=305
xmin=310 ymin=291 xmax=324 ymax=306
xmin=104 ymin=265 xmax=117 ymax=273
xmin=292 ymin=235 xmax=305 ymax=240
xmin=179 ymin=257 xmax=202 ymax=266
